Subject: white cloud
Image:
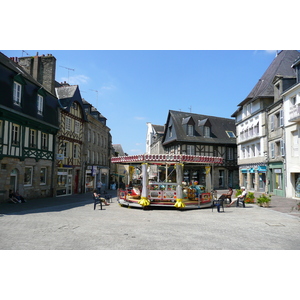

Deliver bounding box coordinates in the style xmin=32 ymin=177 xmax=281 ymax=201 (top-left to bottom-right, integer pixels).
xmin=129 ymin=148 xmax=142 ymax=154
xmin=61 ymin=74 xmax=90 ymax=85
xmin=100 ymin=84 xmax=116 ymax=90
xmin=265 ymin=50 xmax=277 ymax=55
xmin=134 ymin=116 xmax=145 ymax=120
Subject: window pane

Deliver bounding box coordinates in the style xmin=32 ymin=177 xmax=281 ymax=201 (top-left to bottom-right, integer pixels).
xmin=24 ymin=167 xmax=33 ymax=185
xmin=40 ymin=168 xmax=46 ymax=184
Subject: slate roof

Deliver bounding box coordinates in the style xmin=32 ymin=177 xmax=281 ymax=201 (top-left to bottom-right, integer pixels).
xmin=0 ymin=52 xmax=53 ymax=94
xmin=55 ymin=84 xmax=88 ymax=121
xmin=152 ymin=124 xmax=164 ymax=134
xmin=240 ymin=50 xmax=299 ymax=105
xmin=163 ymin=110 xmax=236 ymax=146
xmin=113 ymin=144 xmax=126 ymax=156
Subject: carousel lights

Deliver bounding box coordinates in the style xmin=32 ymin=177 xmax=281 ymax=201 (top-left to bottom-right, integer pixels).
xmin=111 ymin=154 xmax=223 ymax=164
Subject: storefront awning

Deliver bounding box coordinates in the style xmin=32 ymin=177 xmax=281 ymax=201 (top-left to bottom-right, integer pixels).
xmin=257 ymin=166 xmax=267 ymax=173
xmin=241 ymin=169 xmax=248 ymax=173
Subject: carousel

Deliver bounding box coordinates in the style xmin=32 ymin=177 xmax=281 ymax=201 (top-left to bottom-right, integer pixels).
xmin=111 ymin=154 xmax=223 ymax=209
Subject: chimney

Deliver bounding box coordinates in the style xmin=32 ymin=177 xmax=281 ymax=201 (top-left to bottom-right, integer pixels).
xmin=18 ymin=53 xmax=56 ymax=95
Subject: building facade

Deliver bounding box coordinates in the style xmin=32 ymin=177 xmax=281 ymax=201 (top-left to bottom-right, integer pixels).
xmin=0 ymin=52 xmax=59 ymax=202
xmin=82 ymin=100 xmax=111 ymax=192
xmin=146 ymin=123 xmax=165 ymax=154
xmin=161 ymin=110 xmax=239 ymax=189
xmin=232 ymin=50 xmax=300 ymax=195
xmin=282 ymin=57 xmax=300 ymax=198
xmin=54 ymin=83 xmax=88 ymax=196
xmin=0 ymin=51 xmax=114 ymax=202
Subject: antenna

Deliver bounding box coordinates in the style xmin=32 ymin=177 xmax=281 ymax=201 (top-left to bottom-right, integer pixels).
xmin=189 ymin=106 xmax=192 ymax=112
xmin=22 ymin=50 xmax=29 ymax=56
xmin=60 ymin=66 xmax=75 ymax=83
xmin=90 ymin=89 xmax=99 ymax=108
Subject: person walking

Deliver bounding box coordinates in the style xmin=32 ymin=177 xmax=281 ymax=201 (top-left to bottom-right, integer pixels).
xmin=97 ymin=180 xmax=102 ymax=194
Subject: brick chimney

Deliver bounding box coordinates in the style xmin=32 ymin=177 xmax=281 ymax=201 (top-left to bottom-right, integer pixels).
xmin=18 ymin=53 xmax=56 ymax=95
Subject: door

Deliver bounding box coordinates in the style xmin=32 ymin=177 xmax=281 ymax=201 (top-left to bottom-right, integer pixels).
xmin=74 ymin=170 xmax=79 ymax=194
xmin=10 ymin=169 xmax=18 ymax=191
xmin=66 ymin=174 xmax=72 ymax=195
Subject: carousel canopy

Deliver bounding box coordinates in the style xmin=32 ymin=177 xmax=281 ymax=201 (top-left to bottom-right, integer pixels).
xmin=111 ymin=154 xmax=223 ymax=165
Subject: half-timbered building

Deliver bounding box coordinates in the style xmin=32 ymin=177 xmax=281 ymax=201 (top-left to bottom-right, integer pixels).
xmin=55 ymin=83 xmax=87 ymax=196
xmin=0 ymin=52 xmax=59 ymax=202
xmin=162 ymin=110 xmax=238 ymax=189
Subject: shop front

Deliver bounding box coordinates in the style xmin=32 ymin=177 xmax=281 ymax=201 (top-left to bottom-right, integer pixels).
xmin=85 ymin=165 xmax=97 ymax=193
xmin=268 ymin=162 xmax=285 ymax=197
xmin=57 ymin=167 xmax=73 ymax=196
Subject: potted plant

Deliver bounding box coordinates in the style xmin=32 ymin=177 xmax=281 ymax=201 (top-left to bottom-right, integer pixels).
xmin=256 ymin=193 xmax=271 ymax=207
xmin=292 ymin=201 xmax=300 ymax=212
xmin=245 ymin=191 xmax=255 ymax=203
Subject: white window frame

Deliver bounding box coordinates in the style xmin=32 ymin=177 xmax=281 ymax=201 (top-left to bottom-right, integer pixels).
xmin=65 ymin=117 xmax=71 ymax=131
xmin=74 ymin=120 xmax=80 ymax=135
xmin=187 ymin=125 xmax=194 ymax=136
xmin=169 ymin=125 xmax=173 ymax=138
xmin=270 ymin=115 xmax=274 ymax=131
xmin=12 ymin=123 xmax=20 ymax=145
xmin=270 ymin=142 xmax=275 ymax=158
xmin=13 ymin=81 xmax=22 ymax=105
xmin=204 ymin=126 xmax=210 ymax=137
xmin=29 ymin=129 xmax=37 ymax=148
xmin=37 ymin=94 xmax=43 ymax=115
xmin=280 ymin=139 xmax=285 ymax=157
xmin=279 ymin=110 xmax=284 ymax=127
xmin=187 ymin=145 xmax=195 ymax=155
xmin=227 ymin=147 xmax=234 ymax=160
xmin=24 ymin=166 xmax=33 ymax=186
xmin=42 ymin=133 xmax=48 ymax=150
xmin=73 ymin=143 xmax=79 ymax=159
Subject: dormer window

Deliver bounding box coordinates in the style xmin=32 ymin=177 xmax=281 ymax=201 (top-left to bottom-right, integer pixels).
xmin=204 ymin=126 xmax=210 ymax=137
xmin=187 ymin=124 xmax=194 ymax=136
xmin=169 ymin=125 xmax=173 ymax=138
xmin=13 ymin=81 xmax=22 ymax=105
xmin=37 ymin=94 xmax=43 ymax=115
xmin=13 ymin=74 xmax=26 ymax=106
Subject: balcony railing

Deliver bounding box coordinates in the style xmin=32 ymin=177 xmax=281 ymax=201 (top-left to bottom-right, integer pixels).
xmin=289 ymin=103 xmax=300 ymax=122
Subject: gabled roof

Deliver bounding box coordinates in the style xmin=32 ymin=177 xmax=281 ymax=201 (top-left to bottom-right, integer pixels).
xmin=240 ymin=50 xmax=300 ymax=105
xmin=113 ymin=144 xmax=126 ymax=156
xmin=152 ymin=124 xmax=164 ymax=134
xmin=55 ymin=84 xmax=88 ymax=121
xmin=163 ymin=110 xmax=236 ymax=145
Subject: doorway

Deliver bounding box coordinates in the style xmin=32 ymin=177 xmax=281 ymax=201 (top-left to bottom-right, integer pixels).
xmin=10 ymin=169 xmax=18 ymax=191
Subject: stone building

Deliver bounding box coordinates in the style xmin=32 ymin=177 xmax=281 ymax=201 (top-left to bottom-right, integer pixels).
xmin=232 ymin=50 xmax=300 ymax=194
xmin=82 ymin=99 xmax=112 ymax=192
xmin=0 ymin=52 xmax=59 ymax=202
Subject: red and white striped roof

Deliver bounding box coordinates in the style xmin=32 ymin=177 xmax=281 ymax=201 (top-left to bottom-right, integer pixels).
xmin=111 ymin=154 xmax=223 ymax=164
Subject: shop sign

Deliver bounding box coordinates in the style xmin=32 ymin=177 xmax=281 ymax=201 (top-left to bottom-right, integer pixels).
xmin=57 ymin=153 xmax=64 ymax=160
xmin=92 ymin=166 xmax=97 ymax=176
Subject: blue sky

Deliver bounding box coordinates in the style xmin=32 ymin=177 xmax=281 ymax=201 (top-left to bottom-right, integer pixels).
xmin=1 ymin=50 xmax=281 ymax=154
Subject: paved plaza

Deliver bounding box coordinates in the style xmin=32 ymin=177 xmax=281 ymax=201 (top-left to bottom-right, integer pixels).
xmin=0 ymin=190 xmax=300 ymax=250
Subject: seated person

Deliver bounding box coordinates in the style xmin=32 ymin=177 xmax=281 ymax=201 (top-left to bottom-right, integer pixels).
xmin=218 ymin=187 xmax=233 ymax=202
xmin=93 ymin=189 xmax=110 ymax=206
xmin=227 ymin=187 xmax=246 ymax=207
xmin=15 ymin=190 xmax=26 ymax=203
xmin=8 ymin=189 xmax=20 ymax=204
